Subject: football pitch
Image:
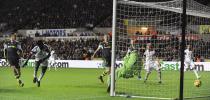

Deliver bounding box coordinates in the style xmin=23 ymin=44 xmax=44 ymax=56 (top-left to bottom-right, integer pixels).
xmin=0 ymin=67 xmax=210 ymax=100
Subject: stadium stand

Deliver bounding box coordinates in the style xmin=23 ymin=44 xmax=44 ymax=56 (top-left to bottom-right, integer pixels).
xmin=0 ymin=0 xmax=112 ymax=30
xmin=0 ymin=0 xmax=209 ymax=60
xmin=0 ymin=34 xmax=209 ymax=61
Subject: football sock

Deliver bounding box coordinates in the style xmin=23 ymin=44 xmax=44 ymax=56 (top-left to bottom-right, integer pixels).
xmin=100 ymin=70 xmax=109 ymax=77
xmin=144 ymin=72 xmax=150 ymax=82
xmin=193 ymin=69 xmax=199 ymax=79
xmin=158 ymin=71 xmax=161 ymax=82
xmin=38 ymin=67 xmax=47 ymax=81
xmin=34 ymin=62 xmax=40 ymax=78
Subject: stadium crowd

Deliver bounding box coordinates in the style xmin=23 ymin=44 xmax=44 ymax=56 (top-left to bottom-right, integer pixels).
xmin=34 ymin=31 xmax=104 ymax=37
xmin=0 ymin=0 xmax=112 ymax=31
xmin=0 ymin=37 xmax=100 ymax=60
xmin=116 ymin=35 xmax=210 ymax=61
xmin=20 ymin=37 xmax=101 ymax=60
xmin=0 ymin=34 xmax=209 ymax=61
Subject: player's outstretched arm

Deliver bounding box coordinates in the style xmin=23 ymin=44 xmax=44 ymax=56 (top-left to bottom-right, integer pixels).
xmin=3 ymin=43 xmax=8 ymax=61
xmin=17 ymin=42 xmax=23 ymax=57
xmin=3 ymin=48 xmax=7 ymax=60
xmin=91 ymin=46 xmax=100 ymax=59
xmin=21 ymin=53 xmax=32 ymax=67
xmin=156 ymin=58 xmax=161 ymax=69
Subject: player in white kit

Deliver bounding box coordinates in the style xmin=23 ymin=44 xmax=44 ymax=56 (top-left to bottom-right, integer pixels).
xmin=23 ymin=40 xmax=51 ymax=87
xmin=48 ymin=50 xmax=57 ymax=70
xmin=143 ymin=43 xmax=161 ymax=83
xmin=184 ymin=45 xmax=200 ymax=79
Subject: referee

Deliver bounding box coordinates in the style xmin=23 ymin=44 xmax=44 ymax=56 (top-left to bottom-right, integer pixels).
xmin=4 ymin=32 xmax=24 ymax=87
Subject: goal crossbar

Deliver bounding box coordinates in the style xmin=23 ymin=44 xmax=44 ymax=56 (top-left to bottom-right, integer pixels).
xmin=118 ymin=0 xmax=210 ymax=18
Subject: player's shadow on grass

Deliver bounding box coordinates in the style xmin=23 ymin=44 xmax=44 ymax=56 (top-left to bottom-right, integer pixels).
xmin=142 ymin=81 xmax=163 ymax=86
xmin=0 ymin=86 xmax=39 ymax=94
xmin=0 ymin=89 xmax=19 ymax=93
xmin=74 ymin=84 xmax=104 ymax=89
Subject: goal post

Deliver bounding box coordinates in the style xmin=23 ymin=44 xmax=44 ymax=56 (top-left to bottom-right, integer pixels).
xmin=111 ymin=0 xmax=210 ymax=99
xmin=110 ymin=0 xmax=117 ymax=97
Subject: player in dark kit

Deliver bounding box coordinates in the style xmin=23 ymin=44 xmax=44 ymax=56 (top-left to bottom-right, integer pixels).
xmin=22 ymin=40 xmax=51 ymax=87
xmin=92 ymin=34 xmax=111 ymax=92
xmin=4 ymin=33 xmax=24 ymax=87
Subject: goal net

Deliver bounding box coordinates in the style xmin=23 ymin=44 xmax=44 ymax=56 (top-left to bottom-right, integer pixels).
xmin=112 ymin=0 xmax=210 ymax=99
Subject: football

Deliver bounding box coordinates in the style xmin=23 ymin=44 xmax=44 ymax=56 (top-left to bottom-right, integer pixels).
xmin=194 ymin=80 xmax=201 ymax=87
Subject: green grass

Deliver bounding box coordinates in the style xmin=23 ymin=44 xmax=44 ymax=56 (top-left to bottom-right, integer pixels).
xmin=0 ymin=67 xmax=210 ymax=100
xmin=116 ymin=71 xmax=210 ymax=100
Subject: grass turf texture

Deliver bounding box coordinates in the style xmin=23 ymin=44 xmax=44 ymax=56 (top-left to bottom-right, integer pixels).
xmin=0 ymin=67 xmax=210 ymax=100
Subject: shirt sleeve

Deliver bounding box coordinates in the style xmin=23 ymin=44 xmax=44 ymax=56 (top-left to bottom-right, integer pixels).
xmin=44 ymin=44 xmax=50 ymax=53
xmin=151 ymin=51 xmax=155 ymax=55
xmin=31 ymin=46 xmax=38 ymax=54
xmin=144 ymin=50 xmax=148 ymax=56
xmin=127 ymin=47 xmax=132 ymax=54
xmin=3 ymin=43 xmax=7 ymax=49
xmin=17 ymin=42 xmax=22 ymax=51
xmin=191 ymin=51 xmax=194 ymax=59
xmin=98 ymin=43 xmax=103 ymax=49
xmin=184 ymin=50 xmax=187 ymax=54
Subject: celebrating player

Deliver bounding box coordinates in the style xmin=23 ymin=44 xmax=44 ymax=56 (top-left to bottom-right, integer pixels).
xmin=23 ymin=40 xmax=51 ymax=87
xmin=91 ymin=34 xmax=111 ymax=92
xmin=143 ymin=43 xmax=161 ymax=83
xmin=4 ymin=33 xmax=24 ymax=87
xmin=184 ymin=45 xmax=200 ymax=79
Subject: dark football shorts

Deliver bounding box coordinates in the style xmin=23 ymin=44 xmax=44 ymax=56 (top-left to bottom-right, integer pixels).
xmin=8 ymin=58 xmax=20 ymax=68
xmin=103 ymin=57 xmax=111 ymax=67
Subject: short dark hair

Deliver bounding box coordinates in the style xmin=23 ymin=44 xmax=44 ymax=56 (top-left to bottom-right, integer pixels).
xmin=7 ymin=29 xmax=17 ymax=36
xmin=37 ymin=40 xmax=44 ymax=46
xmin=9 ymin=32 xmax=17 ymax=39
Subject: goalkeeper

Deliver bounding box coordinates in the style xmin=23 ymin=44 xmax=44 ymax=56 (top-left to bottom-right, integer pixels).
xmin=116 ymin=39 xmax=142 ymax=79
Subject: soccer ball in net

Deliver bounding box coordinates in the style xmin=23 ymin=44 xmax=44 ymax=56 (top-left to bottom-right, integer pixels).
xmin=194 ymin=80 xmax=201 ymax=87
